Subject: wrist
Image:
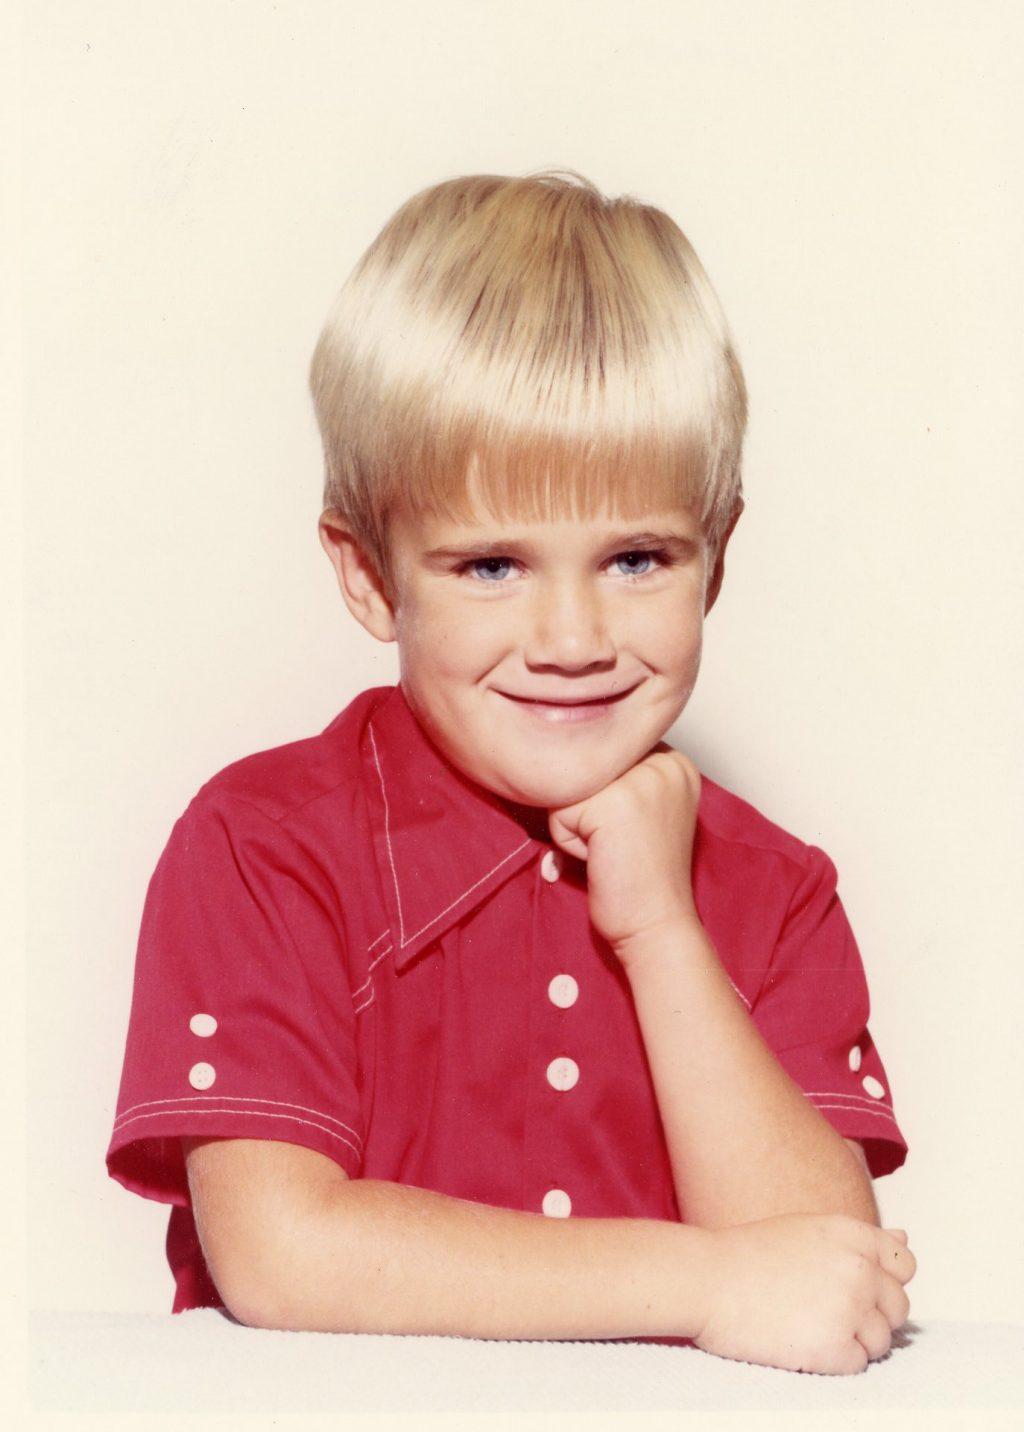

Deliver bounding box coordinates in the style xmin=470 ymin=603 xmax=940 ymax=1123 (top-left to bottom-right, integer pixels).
xmin=668 ymin=1220 xmax=717 ymax=1340
xmin=613 ymin=911 xmax=706 ymax=975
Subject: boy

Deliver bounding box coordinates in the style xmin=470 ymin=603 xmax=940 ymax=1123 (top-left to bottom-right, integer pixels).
xmin=106 ymin=171 xmax=914 ymax=1375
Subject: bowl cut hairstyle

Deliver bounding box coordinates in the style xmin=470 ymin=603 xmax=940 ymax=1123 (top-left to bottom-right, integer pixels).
xmin=309 ymin=170 xmax=748 ymax=602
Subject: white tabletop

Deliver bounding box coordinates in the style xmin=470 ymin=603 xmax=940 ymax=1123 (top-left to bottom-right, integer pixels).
xmin=27 ymin=1308 xmax=1024 ymax=1418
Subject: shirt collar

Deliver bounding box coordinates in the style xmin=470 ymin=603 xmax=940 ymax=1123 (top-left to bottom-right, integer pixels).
xmin=359 ymin=683 xmax=549 ymax=971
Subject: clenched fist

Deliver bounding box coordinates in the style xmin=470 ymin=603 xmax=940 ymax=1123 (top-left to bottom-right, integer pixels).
xmin=692 ymin=1213 xmax=916 ymax=1375
xmin=547 ymin=741 xmax=701 ymax=955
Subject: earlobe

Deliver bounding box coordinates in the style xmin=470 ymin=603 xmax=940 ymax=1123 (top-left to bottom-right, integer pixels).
xmin=317 ymin=511 xmax=397 ymax=644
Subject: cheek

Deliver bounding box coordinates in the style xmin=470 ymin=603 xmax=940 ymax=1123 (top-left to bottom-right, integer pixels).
xmin=643 ymin=597 xmax=704 ymax=662
xmin=398 ymin=593 xmax=507 ymax=674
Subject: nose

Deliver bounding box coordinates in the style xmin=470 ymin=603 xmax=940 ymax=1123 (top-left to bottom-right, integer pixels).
xmin=522 ymin=574 xmax=617 ymax=671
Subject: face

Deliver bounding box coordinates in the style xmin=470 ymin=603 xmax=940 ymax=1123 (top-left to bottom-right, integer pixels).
xmin=322 ymin=487 xmax=740 ymax=811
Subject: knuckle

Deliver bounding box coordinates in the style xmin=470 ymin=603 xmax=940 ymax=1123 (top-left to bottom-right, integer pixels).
xmin=843 ymin=1250 xmax=874 ymax=1287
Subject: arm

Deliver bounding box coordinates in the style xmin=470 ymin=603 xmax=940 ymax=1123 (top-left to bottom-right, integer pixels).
xmin=619 ymin=918 xmax=881 ymax=1230
xmin=547 ymin=750 xmax=888 ymax=1234
xmin=182 ymin=1135 xmax=712 ymax=1337
xmin=182 ymin=1136 xmax=915 ymax=1371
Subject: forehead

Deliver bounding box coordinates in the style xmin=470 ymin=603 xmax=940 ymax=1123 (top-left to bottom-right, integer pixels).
xmin=389 ymin=498 xmax=705 ymax=551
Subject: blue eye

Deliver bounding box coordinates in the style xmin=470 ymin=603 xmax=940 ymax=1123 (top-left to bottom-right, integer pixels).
xmin=467 ymin=557 xmax=515 ymax=582
xmin=614 ymin=550 xmax=661 ymax=577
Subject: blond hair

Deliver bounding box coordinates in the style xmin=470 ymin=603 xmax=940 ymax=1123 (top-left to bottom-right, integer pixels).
xmin=309 ymin=170 xmax=747 ymax=598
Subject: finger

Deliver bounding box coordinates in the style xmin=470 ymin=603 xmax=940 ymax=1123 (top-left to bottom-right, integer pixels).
xmin=818 ymin=1338 xmax=869 ymax=1377
xmin=854 ymin=1308 xmax=894 ymax=1363
xmin=875 ymin=1268 xmax=911 ymax=1331
xmin=885 ymin=1227 xmax=908 ymax=1243
xmin=547 ymin=814 xmax=589 ymax=861
xmin=877 ymin=1229 xmax=917 ymax=1283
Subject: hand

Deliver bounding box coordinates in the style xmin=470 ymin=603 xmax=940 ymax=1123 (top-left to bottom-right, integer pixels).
xmin=547 ymin=742 xmax=701 ymax=953
xmin=691 ymin=1213 xmax=916 ymax=1375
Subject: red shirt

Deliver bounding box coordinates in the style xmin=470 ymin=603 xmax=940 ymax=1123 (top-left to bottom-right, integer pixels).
xmin=106 ymin=682 xmax=909 ymax=1317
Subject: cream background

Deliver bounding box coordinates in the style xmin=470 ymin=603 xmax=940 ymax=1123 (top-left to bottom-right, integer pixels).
xmin=15 ymin=0 xmax=1022 ymax=1333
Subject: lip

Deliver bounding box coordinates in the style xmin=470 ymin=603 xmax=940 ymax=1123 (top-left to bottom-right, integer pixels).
xmin=497 ymin=683 xmax=640 ymax=724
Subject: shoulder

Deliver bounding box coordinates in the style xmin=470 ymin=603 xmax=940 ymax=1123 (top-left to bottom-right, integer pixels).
xmin=695 ymin=770 xmax=837 ymax=893
xmin=183 ymin=685 xmax=391 ymax=838
xmin=144 ymin=688 xmax=395 ymax=967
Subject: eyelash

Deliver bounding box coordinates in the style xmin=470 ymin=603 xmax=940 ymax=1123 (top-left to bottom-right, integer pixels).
xmin=454 ymin=549 xmax=673 ymax=585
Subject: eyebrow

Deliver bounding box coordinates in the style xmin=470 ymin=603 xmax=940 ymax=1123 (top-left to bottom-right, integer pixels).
xmin=423 ymin=530 xmax=700 ymax=560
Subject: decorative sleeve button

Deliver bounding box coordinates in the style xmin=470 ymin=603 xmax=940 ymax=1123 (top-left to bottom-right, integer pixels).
xmin=188 ymin=1062 xmax=216 ymax=1090
xmin=189 ymin=1013 xmax=218 ymax=1037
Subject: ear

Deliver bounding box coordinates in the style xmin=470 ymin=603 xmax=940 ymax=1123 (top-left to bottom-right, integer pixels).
xmin=317 ymin=509 xmax=397 ymax=643
xmin=704 ymin=497 xmax=744 ymax=616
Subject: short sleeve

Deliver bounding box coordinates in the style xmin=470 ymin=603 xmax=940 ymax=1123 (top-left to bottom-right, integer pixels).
xmin=750 ymin=844 xmax=909 ymax=1178
xmin=106 ymin=790 xmax=365 ymax=1205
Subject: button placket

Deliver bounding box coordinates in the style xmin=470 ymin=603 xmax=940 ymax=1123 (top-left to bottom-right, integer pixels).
xmin=535 ymin=842 xmax=579 ymax=1215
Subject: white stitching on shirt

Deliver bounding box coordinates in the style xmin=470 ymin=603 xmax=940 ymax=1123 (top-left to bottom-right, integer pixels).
xmin=352 ymin=933 xmax=395 ymax=990
xmin=808 ymin=1099 xmax=901 ymax=1125
xmin=368 ymin=723 xmax=406 ymax=942
xmin=352 ymin=943 xmax=392 ymax=1014
xmin=802 ymin=1090 xmax=895 ymax=1108
xmin=399 ymin=838 xmax=533 ymax=948
xmin=349 ymin=937 xmax=393 ymax=1003
xmin=113 ymin=1094 xmax=364 ymax=1147
xmin=113 ymin=1106 xmax=363 ymax=1159
xmin=368 ymin=715 xmax=534 ymax=950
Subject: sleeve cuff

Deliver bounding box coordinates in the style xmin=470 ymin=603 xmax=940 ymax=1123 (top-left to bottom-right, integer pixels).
xmin=804 ymin=1092 xmax=909 ymax=1177
xmin=106 ymin=1099 xmax=365 ymax=1204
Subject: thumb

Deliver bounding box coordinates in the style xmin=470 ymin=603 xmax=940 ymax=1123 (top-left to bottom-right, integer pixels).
xmin=885 ymin=1228 xmax=909 ymax=1244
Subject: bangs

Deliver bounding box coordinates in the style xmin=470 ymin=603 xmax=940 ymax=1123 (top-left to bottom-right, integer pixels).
xmin=368 ymin=425 xmax=717 ymax=531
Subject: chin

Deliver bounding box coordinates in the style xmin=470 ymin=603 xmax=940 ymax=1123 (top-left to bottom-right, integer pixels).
xmin=502 ymin=769 xmax=620 ymax=811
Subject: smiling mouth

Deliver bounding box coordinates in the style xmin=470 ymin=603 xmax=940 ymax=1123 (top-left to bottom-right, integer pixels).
xmin=498 ymin=685 xmax=640 ymax=707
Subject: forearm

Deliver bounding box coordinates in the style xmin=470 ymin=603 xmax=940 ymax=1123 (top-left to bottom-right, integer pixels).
xmin=233 ymin=1177 xmax=711 ymax=1339
xmin=622 ymin=920 xmax=878 ymax=1229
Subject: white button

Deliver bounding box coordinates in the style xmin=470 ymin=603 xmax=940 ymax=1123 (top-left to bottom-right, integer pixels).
xmin=189 ymin=1062 xmax=216 ymax=1090
xmin=542 ymin=1188 xmax=572 ymax=1218
xmin=548 ymin=974 xmax=579 ymax=1008
xmin=546 ymin=1056 xmax=579 ymax=1091
xmin=540 ymin=849 xmax=562 ymax=883
xmin=848 ymin=1044 xmax=862 ymax=1072
xmin=862 ymin=1074 xmax=885 ymax=1099
xmin=189 ymin=1013 xmax=218 ymax=1038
